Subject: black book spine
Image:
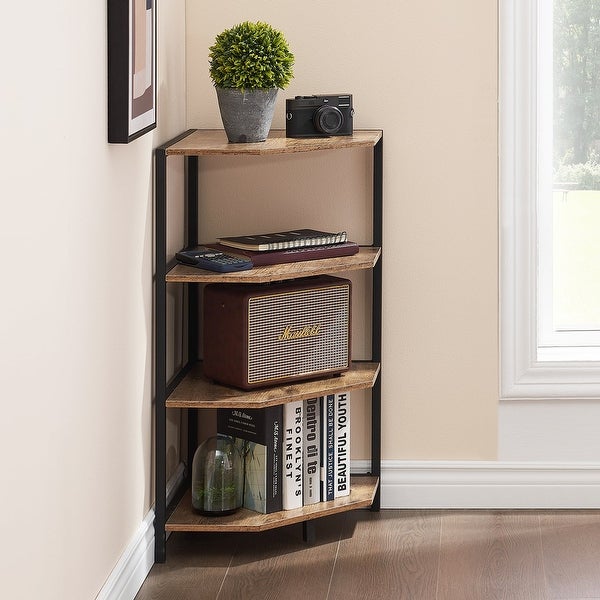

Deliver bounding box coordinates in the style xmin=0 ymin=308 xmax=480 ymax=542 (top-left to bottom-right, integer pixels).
xmin=268 ymin=406 xmax=283 ymax=513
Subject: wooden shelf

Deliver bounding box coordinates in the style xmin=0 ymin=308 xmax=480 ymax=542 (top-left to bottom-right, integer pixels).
xmin=166 ymin=361 xmax=380 ymax=409
xmin=153 ymin=125 xmax=383 ymax=561
xmin=166 ymin=246 xmax=380 ymax=284
xmin=165 ymin=129 xmax=382 ymax=157
xmin=166 ymin=475 xmax=379 ymax=533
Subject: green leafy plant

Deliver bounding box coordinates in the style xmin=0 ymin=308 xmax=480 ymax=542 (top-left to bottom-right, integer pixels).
xmin=209 ymin=21 xmax=294 ymax=90
xmin=193 ymin=482 xmax=238 ymax=505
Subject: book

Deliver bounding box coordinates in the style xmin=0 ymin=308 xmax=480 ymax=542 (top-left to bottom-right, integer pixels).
xmin=334 ymin=392 xmax=351 ymax=498
xmin=321 ymin=393 xmax=336 ymax=501
xmin=303 ymin=397 xmax=321 ymax=506
xmin=283 ymin=401 xmax=303 ymax=510
xmin=217 ymin=406 xmax=283 ymax=514
xmin=204 ymin=240 xmax=359 ymax=267
xmin=218 ymin=229 xmax=348 ymax=252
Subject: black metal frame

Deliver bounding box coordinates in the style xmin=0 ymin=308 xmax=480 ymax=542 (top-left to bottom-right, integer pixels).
xmin=153 ymin=130 xmax=383 ymax=562
xmin=371 ymin=134 xmax=383 ymax=511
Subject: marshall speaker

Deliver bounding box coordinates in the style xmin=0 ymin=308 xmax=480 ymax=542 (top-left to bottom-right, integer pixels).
xmin=203 ymin=275 xmax=351 ymax=389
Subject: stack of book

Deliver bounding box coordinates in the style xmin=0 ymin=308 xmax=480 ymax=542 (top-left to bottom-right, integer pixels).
xmin=207 ymin=228 xmax=359 ymax=267
xmin=217 ymin=392 xmax=351 ymax=514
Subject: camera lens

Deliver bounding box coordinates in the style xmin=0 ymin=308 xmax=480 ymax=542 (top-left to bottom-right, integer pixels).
xmin=313 ymin=106 xmax=344 ymax=134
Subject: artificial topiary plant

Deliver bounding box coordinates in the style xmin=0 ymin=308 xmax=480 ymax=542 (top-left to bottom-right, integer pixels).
xmin=209 ymin=21 xmax=294 ymax=90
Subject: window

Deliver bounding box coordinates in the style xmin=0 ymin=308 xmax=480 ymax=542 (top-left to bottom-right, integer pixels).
xmin=500 ymin=0 xmax=600 ymax=398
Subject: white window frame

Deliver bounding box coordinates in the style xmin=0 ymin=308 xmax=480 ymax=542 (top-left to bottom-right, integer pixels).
xmin=500 ymin=0 xmax=600 ymax=399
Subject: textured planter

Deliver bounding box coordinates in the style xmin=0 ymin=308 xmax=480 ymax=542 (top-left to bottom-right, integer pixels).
xmin=216 ymin=88 xmax=278 ymax=143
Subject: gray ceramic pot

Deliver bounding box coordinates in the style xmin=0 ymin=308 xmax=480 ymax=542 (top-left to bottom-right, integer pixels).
xmin=216 ymin=88 xmax=278 ymax=143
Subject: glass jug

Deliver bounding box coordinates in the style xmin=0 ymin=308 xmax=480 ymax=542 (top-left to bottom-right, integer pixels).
xmin=191 ymin=434 xmax=243 ymax=515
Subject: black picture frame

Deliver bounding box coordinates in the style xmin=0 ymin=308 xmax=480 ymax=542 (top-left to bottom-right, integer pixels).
xmin=108 ymin=0 xmax=157 ymax=143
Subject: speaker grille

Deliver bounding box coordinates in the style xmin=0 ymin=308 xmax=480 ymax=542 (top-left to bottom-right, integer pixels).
xmin=247 ymin=283 xmax=350 ymax=384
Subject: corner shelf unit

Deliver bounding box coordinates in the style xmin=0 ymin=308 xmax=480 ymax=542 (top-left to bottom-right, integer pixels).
xmin=154 ymin=129 xmax=383 ymax=562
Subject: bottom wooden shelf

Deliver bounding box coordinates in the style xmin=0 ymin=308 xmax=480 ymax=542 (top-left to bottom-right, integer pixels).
xmin=166 ymin=475 xmax=379 ymax=533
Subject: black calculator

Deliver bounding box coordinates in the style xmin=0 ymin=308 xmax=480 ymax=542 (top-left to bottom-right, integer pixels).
xmin=175 ymin=247 xmax=253 ymax=273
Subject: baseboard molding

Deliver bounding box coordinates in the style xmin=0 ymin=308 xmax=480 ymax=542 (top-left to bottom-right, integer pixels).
xmin=97 ymin=459 xmax=600 ymax=599
xmin=96 ymin=463 xmax=185 ymax=600
xmin=370 ymin=460 xmax=600 ymax=509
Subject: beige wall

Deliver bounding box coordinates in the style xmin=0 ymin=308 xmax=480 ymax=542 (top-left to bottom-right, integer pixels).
xmin=0 ymin=2 xmax=186 ymax=599
xmin=186 ymin=0 xmax=499 ymax=460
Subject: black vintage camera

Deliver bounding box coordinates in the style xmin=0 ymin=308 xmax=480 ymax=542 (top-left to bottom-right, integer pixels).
xmin=286 ymin=94 xmax=354 ymax=138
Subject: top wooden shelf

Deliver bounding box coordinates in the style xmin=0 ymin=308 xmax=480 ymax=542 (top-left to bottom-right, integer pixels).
xmin=164 ymin=129 xmax=383 ymax=156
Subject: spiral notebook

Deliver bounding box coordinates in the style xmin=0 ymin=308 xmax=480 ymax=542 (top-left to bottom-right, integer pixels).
xmin=217 ymin=228 xmax=347 ymax=252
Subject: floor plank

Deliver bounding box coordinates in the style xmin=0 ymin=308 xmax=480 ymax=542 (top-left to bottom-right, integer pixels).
xmin=328 ymin=510 xmax=441 ymax=600
xmin=134 ymin=532 xmax=237 ymax=600
xmin=215 ymin=514 xmax=345 ymax=600
xmin=436 ymin=511 xmax=546 ymax=600
xmin=540 ymin=511 xmax=600 ymax=600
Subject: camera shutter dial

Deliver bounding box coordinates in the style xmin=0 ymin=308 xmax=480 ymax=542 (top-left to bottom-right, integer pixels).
xmin=313 ymin=105 xmax=344 ymax=135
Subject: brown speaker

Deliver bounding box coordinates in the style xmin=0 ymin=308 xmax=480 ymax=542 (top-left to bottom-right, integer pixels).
xmin=203 ymin=275 xmax=351 ymax=390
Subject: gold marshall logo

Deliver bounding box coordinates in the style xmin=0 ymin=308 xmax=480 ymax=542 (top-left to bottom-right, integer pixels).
xmin=278 ymin=324 xmax=322 ymax=341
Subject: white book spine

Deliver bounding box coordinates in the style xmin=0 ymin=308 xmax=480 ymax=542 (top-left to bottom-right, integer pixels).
xmin=283 ymin=400 xmax=303 ymax=509
xmin=334 ymin=392 xmax=350 ymax=498
xmin=321 ymin=394 xmax=336 ymax=501
xmin=303 ymin=397 xmax=321 ymax=505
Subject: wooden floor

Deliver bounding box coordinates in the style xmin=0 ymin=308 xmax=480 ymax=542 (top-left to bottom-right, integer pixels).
xmin=136 ymin=509 xmax=600 ymax=600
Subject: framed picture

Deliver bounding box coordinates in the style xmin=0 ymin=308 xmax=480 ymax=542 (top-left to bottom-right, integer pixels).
xmin=108 ymin=0 xmax=156 ymax=143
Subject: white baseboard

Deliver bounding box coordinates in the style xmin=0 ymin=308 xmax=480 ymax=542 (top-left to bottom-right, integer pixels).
xmin=95 ymin=463 xmax=185 ymax=600
xmin=95 ymin=509 xmax=156 ymax=600
xmin=371 ymin=460 xmax=600 ymax=509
